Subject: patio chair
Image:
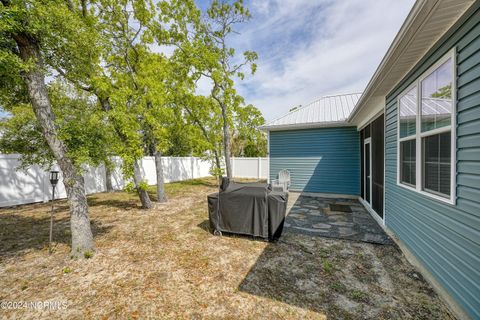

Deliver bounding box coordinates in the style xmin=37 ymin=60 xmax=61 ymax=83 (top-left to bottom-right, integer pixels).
xmin=272 ymin=169 xmax=290 ymax=192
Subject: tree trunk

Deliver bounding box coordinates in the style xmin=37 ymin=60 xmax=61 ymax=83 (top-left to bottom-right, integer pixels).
xmin=154 ymin=151 xmax=167 ymax=203
xmin=133 ymin=160 xmax=153 ymax=209
xmin=98 ymin=97 xmax=153 ymax=207
xmin=213 ymin=149 xmax=223 ymax=184
xmin=213 ymin=149 xmax=222 ymax=174
xmin=220 ymin=104 xmax=232 ymax=178
xmin=105 ymin=164 xmax=114 ymax=192
xmin=14 ymin=33 xmax=94 ymax=258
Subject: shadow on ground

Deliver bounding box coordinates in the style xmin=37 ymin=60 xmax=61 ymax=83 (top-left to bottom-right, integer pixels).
xmin=197 ymin=220 xmax=210 ymax=233
xmin=87 ymin=196 xmax=140 ymax=210
xmin=238 ymin=233 xmax=337 ymax=315
xmin=235 ymin=195 xmax=449 ymax=318
xmin=0 ymin=212 xmax=111 ymax=258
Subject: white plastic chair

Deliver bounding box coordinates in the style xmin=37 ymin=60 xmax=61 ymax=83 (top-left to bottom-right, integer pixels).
xmin=272 ymin=169 xmax=290 ymax=192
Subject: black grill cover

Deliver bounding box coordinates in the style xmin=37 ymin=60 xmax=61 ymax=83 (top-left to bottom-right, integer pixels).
xmin=208 ymin=180 xmax=288 ymax=240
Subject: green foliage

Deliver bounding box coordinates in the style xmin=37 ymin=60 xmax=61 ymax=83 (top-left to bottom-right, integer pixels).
xmin=431 ymin=84 xmax=452 ymax=98
xmin=209 ymin=166 xmax=225 ymax=178
xmin=231 ymin=104 xmax=267 ymax=157
xmin=171 ymin=0 xmax=264 ymax=169
xmin=62 ymin=267 xmax=72 ymax=274
xmin=0 ymin=0 xmax=101 ymax=102
xmin=349 ymin=289 xmax=368 ymax=302
xmin=89 ymin=0 xmax=202 ymax=181
xmin=138 ymin=180 xmax=149 ymax=191
xmin=0 ymin=0 xmax=110 ymax=172
xmin=124 ymin=182 xmax=136 ymax=193
xmin=329 ymin=282 xmax=346 ymax=293
xmin=1 ymin=0 xmax=264 ymax=183
xmin=0 ymin=104 xmax=53 ymax=169
xmin=323 ymin=259 xmax=334 ymax=274
xmin=0 ymin=82 xmax=114 ymax=170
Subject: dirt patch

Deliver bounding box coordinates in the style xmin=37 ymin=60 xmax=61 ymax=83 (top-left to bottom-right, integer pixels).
xmin=0 ymin=178 xmax=454 ymax=319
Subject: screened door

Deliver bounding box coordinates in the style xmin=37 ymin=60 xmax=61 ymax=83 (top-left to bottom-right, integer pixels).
xmin=364 ymin=139 xmax=371 ymax=204
xmin=360 ymin=114 xmax=384 ymax=218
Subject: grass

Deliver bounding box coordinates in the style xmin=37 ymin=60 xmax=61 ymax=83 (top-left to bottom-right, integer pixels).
xmin=0 ymin=177 xmax=454 ymax=319
xmin=322 ymin=259 xmax=334 ymax=274
xmin=349 ymin=289 xmax=368 ymax=303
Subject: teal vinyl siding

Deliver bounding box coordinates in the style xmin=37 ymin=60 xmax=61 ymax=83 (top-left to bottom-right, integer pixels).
xmin=385 ymin=4 xmax=480 ymax=319
xmin=269 ymin=127 xmax=360 ymax=195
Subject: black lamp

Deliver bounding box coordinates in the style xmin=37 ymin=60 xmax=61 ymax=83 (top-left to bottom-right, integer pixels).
xmin=50 ymin=170 xmax=59 ymax=186
xmin=49 ymin=170 xmax=60 ymax=254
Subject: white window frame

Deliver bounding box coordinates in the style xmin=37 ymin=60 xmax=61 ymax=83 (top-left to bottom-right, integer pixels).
xmin=396 ymin=49 xmax=456 ymax=205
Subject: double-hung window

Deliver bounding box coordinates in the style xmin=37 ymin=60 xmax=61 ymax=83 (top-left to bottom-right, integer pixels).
xmin=397 ymin=50 xmax=455 ymax=204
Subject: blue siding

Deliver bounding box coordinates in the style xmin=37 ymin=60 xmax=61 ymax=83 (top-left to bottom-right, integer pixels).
xmin=385 ymin=4 xmax=480 ymax=319
xmin=269 ymin=127 xmax=360 ymax=195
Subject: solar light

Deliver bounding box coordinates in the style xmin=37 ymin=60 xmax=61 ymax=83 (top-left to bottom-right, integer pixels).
xmin=49 ymin=170 xmax=59 ymax=186
xmin=49 ymin=170 xmax=60 ymax=254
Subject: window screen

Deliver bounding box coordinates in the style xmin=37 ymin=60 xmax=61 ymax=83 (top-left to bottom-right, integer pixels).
xmin=423 ymin=132 xmax=451 ymax=197
xmin=400 ymin=139 xmax=416 ymax=186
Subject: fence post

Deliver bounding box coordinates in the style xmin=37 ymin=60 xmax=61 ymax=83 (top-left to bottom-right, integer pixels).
xmin=232 ymin=157 xmax=235 ymax=178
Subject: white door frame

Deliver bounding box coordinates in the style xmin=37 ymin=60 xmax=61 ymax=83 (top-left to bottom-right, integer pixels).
xmin=364 ymin=138 xmax=372 ymax=206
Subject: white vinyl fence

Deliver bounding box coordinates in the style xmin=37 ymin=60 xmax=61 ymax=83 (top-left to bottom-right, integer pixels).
xmin=0 ymin=155 xmax=268 ymax=208
xmin=232 ymin=157 xmax=268 ymax=179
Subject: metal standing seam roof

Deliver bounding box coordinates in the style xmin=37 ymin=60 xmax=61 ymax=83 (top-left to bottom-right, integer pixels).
xmin=261 ymin=93 xmax=362 ymax=130
xmin=400 ymin=94 xmax=453 ymax=118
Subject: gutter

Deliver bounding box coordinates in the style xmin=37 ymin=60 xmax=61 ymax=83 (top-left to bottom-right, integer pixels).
xmin=260 ymin=121 xmax=352 ymax=132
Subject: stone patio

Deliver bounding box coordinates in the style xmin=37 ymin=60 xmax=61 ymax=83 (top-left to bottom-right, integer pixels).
xmin=284 ymin=193 xmax=392 ymax=245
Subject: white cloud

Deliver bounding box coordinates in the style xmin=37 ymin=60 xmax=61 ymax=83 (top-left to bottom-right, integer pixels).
xmin=226 ymin=0 xmax=415 ymax=122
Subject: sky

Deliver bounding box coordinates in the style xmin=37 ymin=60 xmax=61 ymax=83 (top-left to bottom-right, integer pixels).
xmin=196 ymin=0 xmax=416 ymax=122
xmin=0 ymin=0 xmax=415 ymax=122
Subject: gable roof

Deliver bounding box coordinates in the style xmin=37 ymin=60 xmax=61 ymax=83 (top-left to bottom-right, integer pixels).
xmin=261 ymin=93 xmax=361 ymax=131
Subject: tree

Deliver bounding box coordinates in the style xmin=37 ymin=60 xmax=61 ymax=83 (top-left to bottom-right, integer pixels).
xmin=193 ymin=0 xmax=257 ymax=178
xmin=0 ymin=0 xmax=98 ymax=258
xmin=100 ymin=0 xmax=198 ymax=205
xmin=53 ymin=0 xmax=201 ymax=207
xmin=180 ymin=94 xmax=225 ymax=176
xmin=231 ymin=104 xmax=267 ymax=157
xmin=0 ymin=82 xmax=115 ymax=171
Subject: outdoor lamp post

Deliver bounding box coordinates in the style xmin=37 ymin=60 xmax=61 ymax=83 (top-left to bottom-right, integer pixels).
xmin=49 ymin=170 xmax=59 ymax=254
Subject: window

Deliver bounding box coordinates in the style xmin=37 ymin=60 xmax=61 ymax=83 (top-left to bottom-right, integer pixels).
xmin=421 ymin=59 xmax=453 ymax=132
xmin=400 ymin=139 xmax=416 ymax=186
xmin=399 ymin=87 xmax=417 ymax=138
xmin=398 ymin=87 xmax=417 ymax=186
xmin=423 ymin=132 xmax=451 ymax=196
xmin=397 ymin=51 xmax=455 ymax=203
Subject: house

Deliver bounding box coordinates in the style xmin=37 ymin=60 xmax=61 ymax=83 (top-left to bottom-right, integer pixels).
xmin=261 ymin=1 xmax=480 ymax=319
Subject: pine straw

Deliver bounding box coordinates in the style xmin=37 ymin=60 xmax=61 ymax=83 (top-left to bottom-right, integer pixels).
xmin=0 ymin=178 xmax=453 ymax=319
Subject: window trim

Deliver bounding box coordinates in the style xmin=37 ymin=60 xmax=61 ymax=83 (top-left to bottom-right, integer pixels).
xmin=396 ymin=49 xmax=456 ymax=205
